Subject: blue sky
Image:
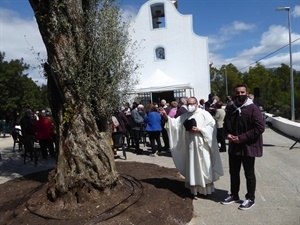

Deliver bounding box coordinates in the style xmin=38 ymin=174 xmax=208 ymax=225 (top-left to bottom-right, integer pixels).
xmin=0 ymin=0 xmax=299 ymax=85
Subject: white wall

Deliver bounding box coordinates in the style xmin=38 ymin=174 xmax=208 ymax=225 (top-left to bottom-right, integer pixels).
xmin=129 ymin=0 xmax=210 ymax=100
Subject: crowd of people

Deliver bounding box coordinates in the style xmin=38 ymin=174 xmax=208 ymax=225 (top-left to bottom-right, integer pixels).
xmin=13 ymin=109 xmax=57 ymax=161
xmin=7 ymin=84 xmax=263 ymax=211
xmin=111 ymin=97 xmax=194 ymax=156
xmin=112 ymin=84 xmax=264 ymax=210
xmin=112 ymin=93 xmax=230 ymax=155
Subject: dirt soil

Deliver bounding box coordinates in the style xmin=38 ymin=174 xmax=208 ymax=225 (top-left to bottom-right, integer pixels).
xmin=0 ymin=161 xmax=193 ymax=225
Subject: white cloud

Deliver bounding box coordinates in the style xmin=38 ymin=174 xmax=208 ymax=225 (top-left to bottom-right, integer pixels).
xmin=239 ymin=25 xmax=289 ymax=57
xmin=207 ymin=36 xmax=226 ymax=52
xmin=220 ymin=21 xmax=256 ymax=36
xmin=238 ymin=25 xmax=300 ymax=69
xmin=210 ymin=23 xmax=300 ymax=72
xmin=0 ymin=5 xmax=141 ymax=86
xmin=292 ymin=5 xmax=300 ymax=17
xmin=208 ymin=21 xmax=256 ymax=53
xmin=0 ymin=8 xmax=47 ymax=85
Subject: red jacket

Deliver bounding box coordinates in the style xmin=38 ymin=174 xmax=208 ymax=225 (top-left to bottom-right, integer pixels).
xmin=34 ymin=117 xmax=54 ymax=140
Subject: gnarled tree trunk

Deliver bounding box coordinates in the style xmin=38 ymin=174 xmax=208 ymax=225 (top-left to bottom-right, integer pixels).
xmin=29 ymin=0 xmax=118 ymax=203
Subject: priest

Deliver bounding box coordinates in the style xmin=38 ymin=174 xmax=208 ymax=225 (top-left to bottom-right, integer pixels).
xmin=159 ymin=97 xmax=223 ymax=198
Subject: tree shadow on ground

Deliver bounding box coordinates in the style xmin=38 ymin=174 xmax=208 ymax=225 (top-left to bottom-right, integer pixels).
xmin=23 ymin=168 xmax=51 ymax=183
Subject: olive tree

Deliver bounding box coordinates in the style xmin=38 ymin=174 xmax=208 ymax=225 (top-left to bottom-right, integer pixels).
xmin=29 ymin=0 xmax=138 ymax=203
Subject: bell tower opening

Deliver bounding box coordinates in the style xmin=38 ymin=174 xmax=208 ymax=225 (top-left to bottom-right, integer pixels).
xmin=150 ymin=3 xmax=165 ymax=29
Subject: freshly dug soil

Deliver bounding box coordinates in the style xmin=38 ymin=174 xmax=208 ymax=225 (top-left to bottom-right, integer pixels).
xmin=0 ymin=161 xmax=193 ymax=225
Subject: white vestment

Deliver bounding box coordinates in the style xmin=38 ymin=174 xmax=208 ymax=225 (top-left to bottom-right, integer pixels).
xmin=166 ymin=108 xmax=224 ymax=195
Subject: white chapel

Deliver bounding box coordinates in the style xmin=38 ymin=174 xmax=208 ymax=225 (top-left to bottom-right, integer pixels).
xmin=129 ymin=0 xmax=210 ymax=104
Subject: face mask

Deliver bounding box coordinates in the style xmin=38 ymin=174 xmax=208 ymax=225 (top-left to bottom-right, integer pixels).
xmin=235 ymin=95 xmax=248 ymax=105
xmin=187 ymin=105 xmax=196 ymax=112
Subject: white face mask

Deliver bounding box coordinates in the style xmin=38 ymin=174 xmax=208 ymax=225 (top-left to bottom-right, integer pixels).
xmin=187 ymin=105 xmax=196 ymax=112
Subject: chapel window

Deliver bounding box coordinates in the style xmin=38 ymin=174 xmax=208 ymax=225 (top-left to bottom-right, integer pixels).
xmin=155 ymin=47 xmax=165 ymax=60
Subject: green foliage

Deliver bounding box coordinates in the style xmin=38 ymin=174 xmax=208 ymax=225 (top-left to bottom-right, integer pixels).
xmin=210 ymin=63 xmax=243 ymax=102
xmin=210 ymin=62 xmax=299 ymax=120
xmin=81 ymin=0 xmax=139 ymax=118
xmin=35 ymin=0 xmax=139 ymax=124
xmin=0 ymin=52 xmax=48 ymax=120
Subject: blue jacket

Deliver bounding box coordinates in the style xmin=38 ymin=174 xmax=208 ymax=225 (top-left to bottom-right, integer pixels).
xmin=144 ymin=111 xmax=162 ymax=132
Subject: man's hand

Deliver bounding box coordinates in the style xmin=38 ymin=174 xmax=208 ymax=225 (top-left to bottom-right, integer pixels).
xmin=159 ymin=107 xmax=168 ymax=120
xmin=159 ymin=107 xmax=166 ymax=115
xmin=191 ymin=126 xmax=200 ymax=133
xmin=228 ymin=134 xmax=241 ymax=143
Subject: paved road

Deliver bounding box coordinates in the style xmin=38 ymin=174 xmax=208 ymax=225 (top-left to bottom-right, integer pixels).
xmin=0 ymin=127 xmax=299 ymax=225
xmin=188 ymin=127 xmax=300 ymax=225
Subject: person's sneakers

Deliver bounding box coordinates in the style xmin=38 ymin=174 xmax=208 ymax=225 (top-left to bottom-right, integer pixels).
xmin=150 ymin=151 xmax=158 ymax=157
xmin=238 ymin=199 xmax=255 ymax=210
xmin=221 ymin=195 xmax=240 ymax=205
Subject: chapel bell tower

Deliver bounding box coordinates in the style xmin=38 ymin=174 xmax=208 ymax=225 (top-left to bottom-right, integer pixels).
xmin=150 ymin=0 xmax=178 ymax=29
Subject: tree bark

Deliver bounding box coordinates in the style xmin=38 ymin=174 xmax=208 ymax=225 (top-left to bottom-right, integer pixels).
xmin=29 ymin=0 xmax=118 ymax=202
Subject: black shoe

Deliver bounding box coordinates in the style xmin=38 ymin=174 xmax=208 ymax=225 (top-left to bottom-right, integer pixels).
xmin=238 ymin=199 xmax=255 ymax=210
xmin=136 ymin=150 xmax=143 ymax=155
xmin=221 ymin=195 xmax=240 ymax=205
xmin=162 ymin=146 xmax=170 ymax=152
